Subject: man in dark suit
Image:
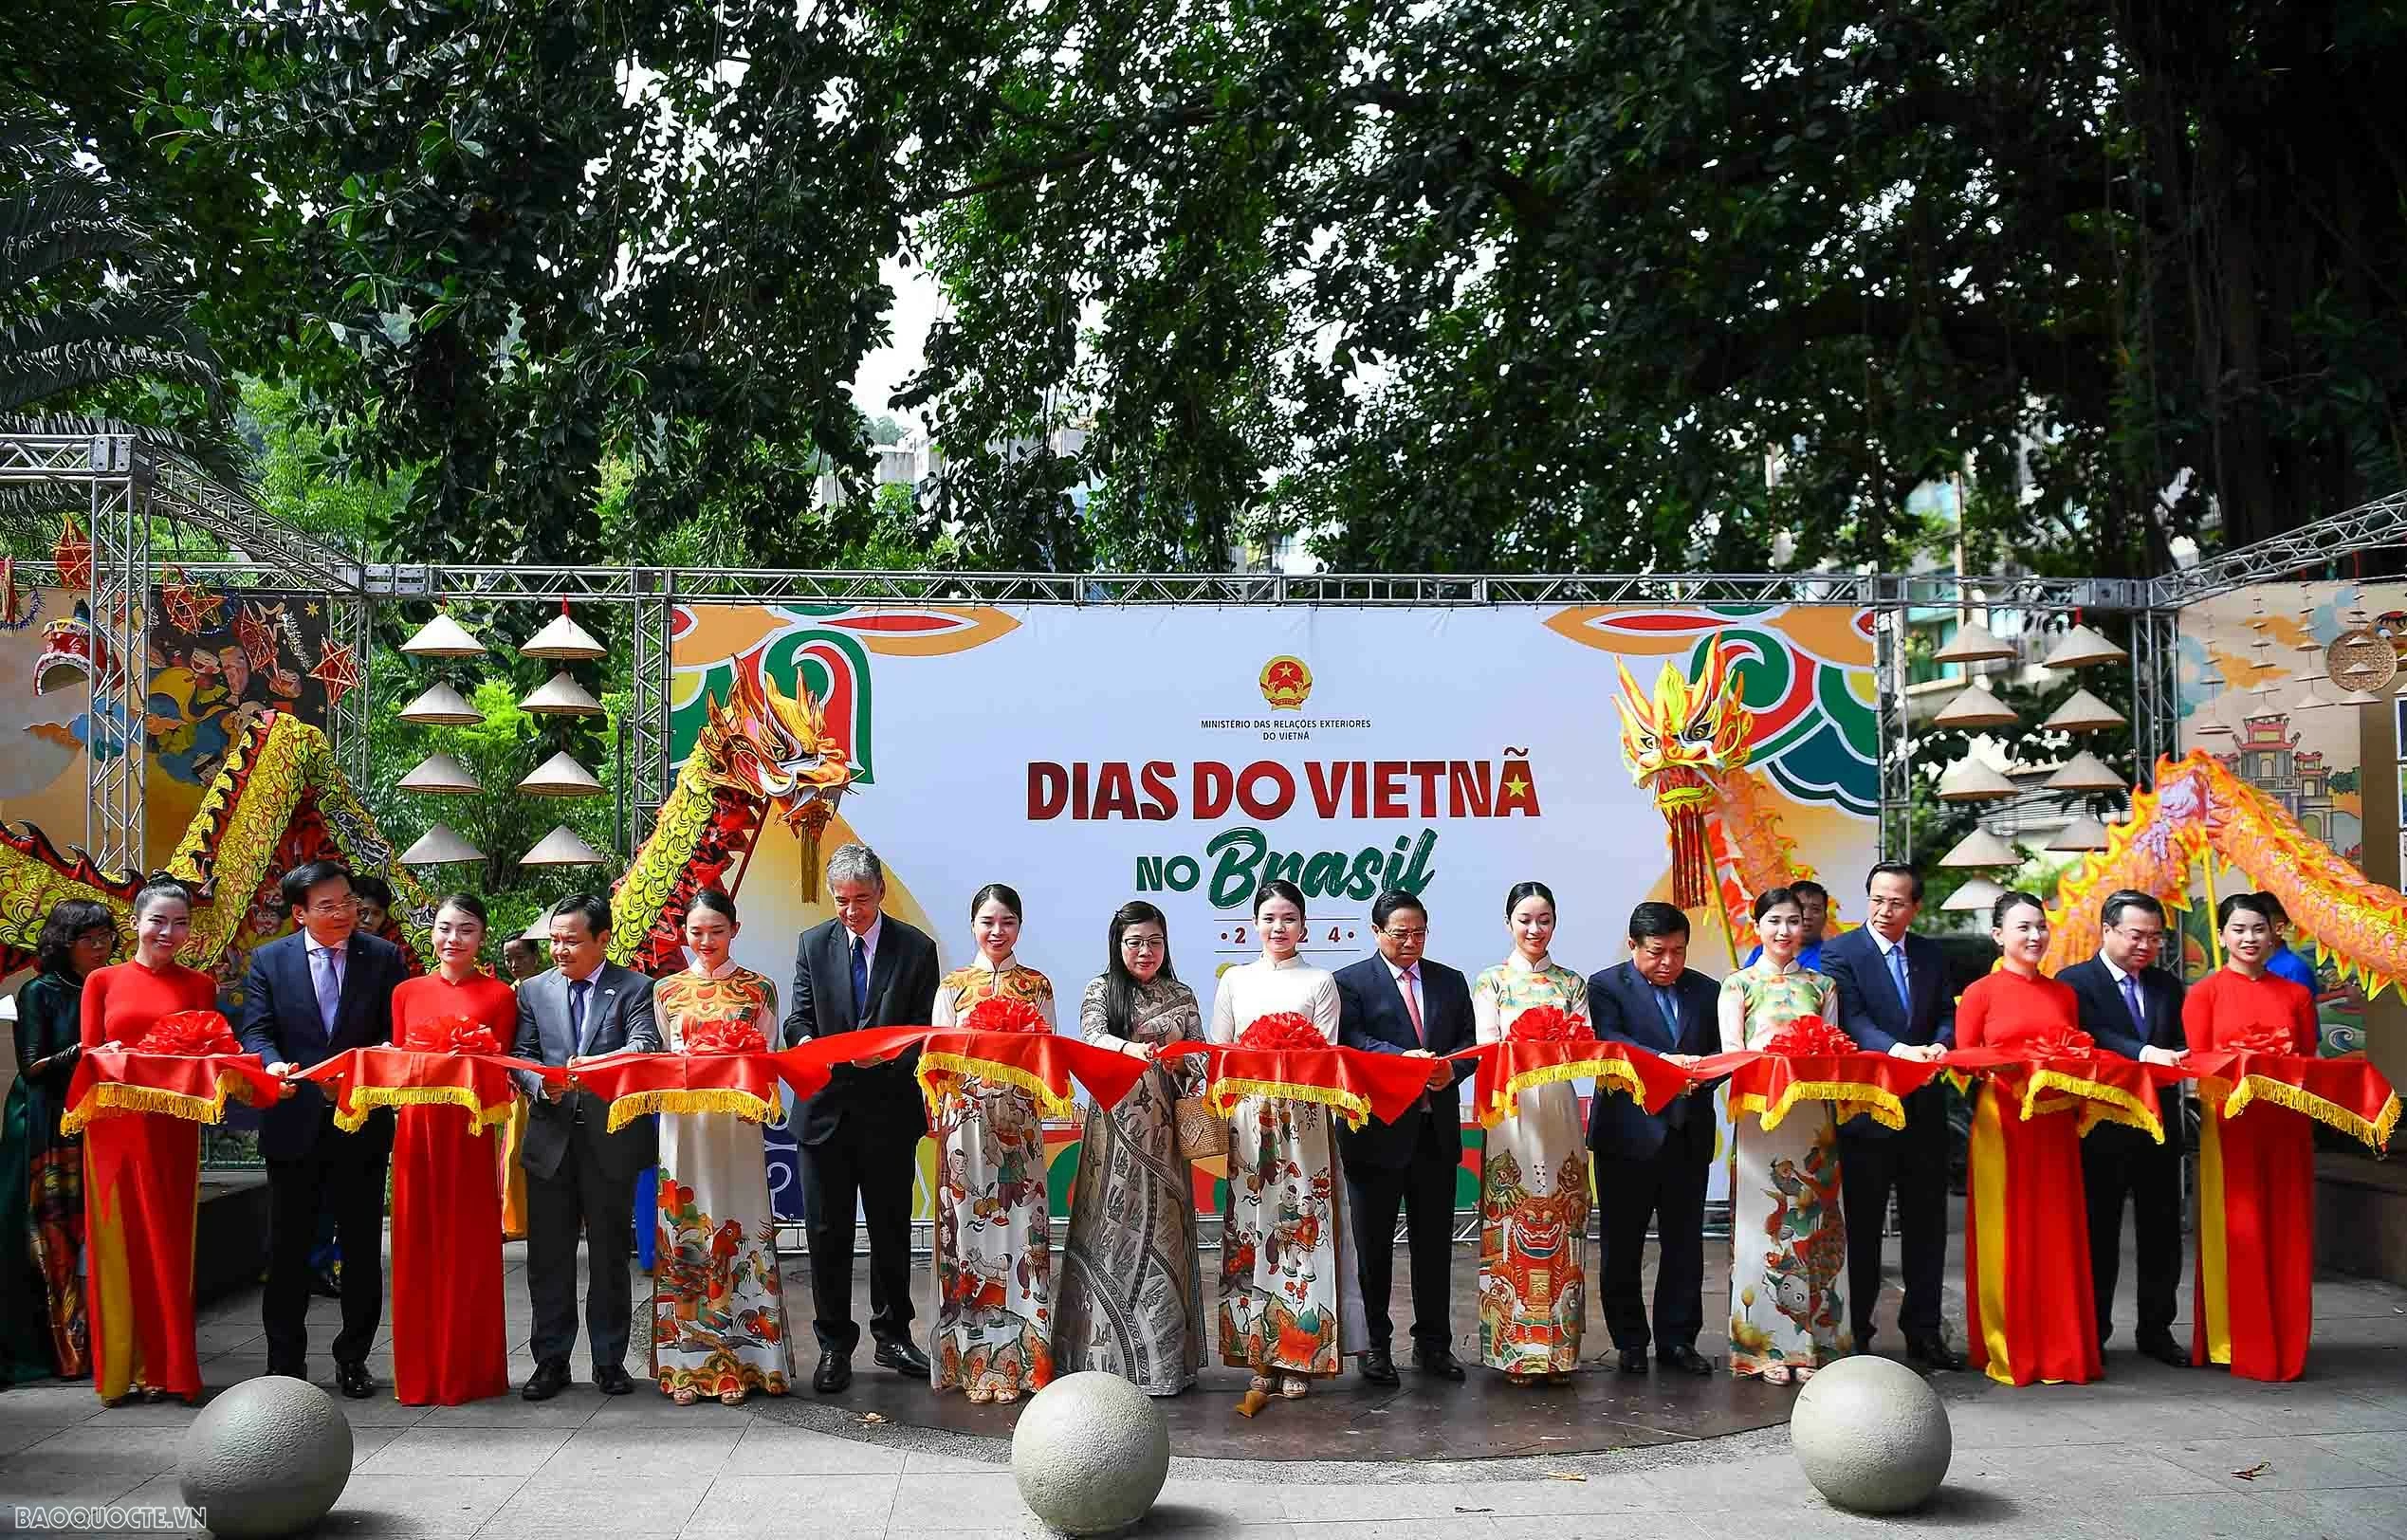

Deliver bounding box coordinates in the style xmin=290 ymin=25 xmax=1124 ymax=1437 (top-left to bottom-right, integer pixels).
xmin=239 ymin=858 xmax=410 ymax=1399
xmin=1820 ymin=861 xmax=1961 ymax=1370
xmin=782 ymin=842 xmax=942 ymax=1392
xmin=1333 ymin=889 xmax=1474 ymax=1384
xmin=2058 ymin=889 xmax=2190 ymax=1366
xmin=1586 ymin=901 xmax=1721 ymax=1376
xmin=508 ymin=893 xmax=660 ymax=1399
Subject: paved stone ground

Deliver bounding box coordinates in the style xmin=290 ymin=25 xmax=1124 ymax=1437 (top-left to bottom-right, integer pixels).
xmin=3 ymin=1227 xmax=2403 ymax=1539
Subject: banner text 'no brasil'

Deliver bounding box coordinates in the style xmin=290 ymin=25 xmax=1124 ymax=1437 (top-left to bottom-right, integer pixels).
xmin=1029 ymin=755 xmax=1541 ymax=911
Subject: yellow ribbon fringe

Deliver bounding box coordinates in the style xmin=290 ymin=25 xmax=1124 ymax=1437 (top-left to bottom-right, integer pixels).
xmin=332 ymin=1084 xmax=514 ymax=1136
xmin=1205 ymin=1077 xmax=1374 ymax=1130
xmin=1482 ymin=1059 xmax=1646 ymax=1128
xmin=61 ymin=1073 xmax=250 ymax=1133
xmin=1733 ymin=1079 xmax=1906 ymax=1133
xmin=604 ymin=1088 xmax=778 ymax=1133
xmin=2023 ymin=1070 xmax=2164 ymax=1143
xmin=2219 ymin=1075 xmax=2400 ymax=1153
xmin=915 ymin=1052 xmax=1079 ymax=1122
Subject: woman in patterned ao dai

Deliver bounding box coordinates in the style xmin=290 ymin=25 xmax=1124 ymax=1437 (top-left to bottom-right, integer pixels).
xmin=651 ymin=891 xmax=794 ymax=1404
xmin=1207 ymin=880 xmax=1369 ymax=1400
xmin=1718 ymin=887 xmax=1847 ymax=1385
xmin=1471 ymin=881 xmax=1591 ymax=1384
xmin=928 ymin=883 xmax=1058 ymax=1402
xmin=1055 ymin=901 xmax=1206 ymax=1394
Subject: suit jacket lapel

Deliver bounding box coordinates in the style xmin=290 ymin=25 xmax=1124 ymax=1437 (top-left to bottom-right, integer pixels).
xmin=579 ymin=967 xmax=614 ymax=1054
xmin=862 ymin=925 xmax=899 ymax=1028
xmin=547 ymin=972 xmax=575 ymax=1062
xmin=331 ymin=937 xmax=367 ymax=1041
xmin=1621 ymin=965 xmax=1673 ymax=1051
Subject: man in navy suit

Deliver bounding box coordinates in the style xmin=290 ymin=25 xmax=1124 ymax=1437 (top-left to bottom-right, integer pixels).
xmin=2057 ymin=889 xmax=2191 ymax=1366
xmin=239 ymin=859 xmax=409 ymax=1398
xmin=1587 ymin=902 xmax=1721 ymax=1376
xmin=1334 ymin=890 xmax=1474 ymax=1384
xmin=782 ymin=843 xmax=942 ymax=1393
xmin=1820 ymin=862 xmax=1961 ymax=1370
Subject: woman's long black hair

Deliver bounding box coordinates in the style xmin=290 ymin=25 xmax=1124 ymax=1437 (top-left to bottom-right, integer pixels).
xmin=1102 ymin=900 xmax=1179 ymax=1037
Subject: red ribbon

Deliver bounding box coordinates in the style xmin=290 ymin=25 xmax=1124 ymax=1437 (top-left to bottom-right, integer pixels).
xmin=64 ymin=1048 xmax=283 ymax=1131
xmin=1158 ymin=1040 xmax=1439 ymax=1129
xmin=298 ymin=1047 xmax=561 ymax=1133
xmin=135 ymin=1010 xmax=243 ymax=1057
xmin=1452 ymin=1036 xmax=1692 ymax=1127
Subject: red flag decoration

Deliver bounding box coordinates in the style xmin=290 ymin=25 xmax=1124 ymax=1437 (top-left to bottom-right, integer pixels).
xmin=62 ymin=1047 xmax=282 ymax=1132
xmin=299 ymin=1046 xmax=561 ymax=1134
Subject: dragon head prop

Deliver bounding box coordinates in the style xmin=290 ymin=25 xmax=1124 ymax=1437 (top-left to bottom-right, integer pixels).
xmin=1614 ymin=637 xmax=1755 ymax=908
xmin=34 ymin=602 xmax=109 ymax=696
xmin=694 ymin=667 xmax=857 ymax=896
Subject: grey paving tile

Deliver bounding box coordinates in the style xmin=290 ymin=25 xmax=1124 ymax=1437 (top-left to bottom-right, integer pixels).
xmin=2150 ymin=1434 xmax=2402 ymax=1492
xmin=2312 ymin=1433 xmax=2407 ymax=1482
xmin=314 ymin=1473 xmax=527 ymax=1536
xmin=413 ymin=1393 xmax=596 ymax=1428
xmin=532 ymin=1424 xmax=741 ymax=1480
xmin=897 ymin=1448 xmax=1006 ymax=1474
xmin=1940 ymin=1443 xmax=2228 ymax=1501
xmin=355 ymin=1425 xmax=576 ymax=1477
xmin=720 ymin=1422 xmax=907 ymax=1475
xmin=478 ymin=1477 xmax=708 ymax=1534
xmin=2252 ymin=1488 xmax=2407 ymax=1540
xmin=671 ymin=1474 xmax=899 ymax=1534
xmin=1279 ymin=1483 xmax=1516 ymax=1522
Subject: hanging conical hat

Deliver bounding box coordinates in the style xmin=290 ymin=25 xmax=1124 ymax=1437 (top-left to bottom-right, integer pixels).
xmin=1932 ymin=622 xmax=2019 ymax=665
xmin=521 ymin=825 xmax=607 ymax=866
xmin=1938 ymin=828 xmax=2021 ymax=868
xmin=1937 ymin=757 xmax=2018 ymax=802
xmin=2044 ymin=751 xmax=2124 ymax=792
xmin=518 ymin=751 xmax=605 ymax=798
xmin=2041 ymin=688 xmax=2126 ymax=733
xmin=1940 ymin=877 xmax=2007 ymax=912
xmin=2040 ymin=623 xmax=2128 ymax=669
xmin=1933 ymin=685 xmax=2019 ymax=729
xmin=398 ymin=614 xmax=487 ymax=658
xmin=400 ymin=824 xmax=485 ymax=865
xmin=398 ymin=752 xmax=482 ymax=795
xmin=2047 ymin=815 xmax=2112 ymax=852
xmin=397 ymin=682 xmax=483 ymax=725
xmin=521 ymin=670 xmax=604 ymax=716
xmin=521 ymin=603 xmax=606 ymax=661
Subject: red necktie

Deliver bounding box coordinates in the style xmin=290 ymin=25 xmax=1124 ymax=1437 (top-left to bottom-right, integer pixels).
xmin=1402 ymin=966 xmax=1424 ymax=1046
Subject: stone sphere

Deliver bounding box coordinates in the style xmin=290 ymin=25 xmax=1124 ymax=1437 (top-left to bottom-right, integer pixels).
xmin=177 ymin=1375 xmax=354 ymax=1539
xmin=1791 ymin=1354 xmax=1952 ymax=1513
xmin=1010 ymin=1371 xmax=1171 ymax=1536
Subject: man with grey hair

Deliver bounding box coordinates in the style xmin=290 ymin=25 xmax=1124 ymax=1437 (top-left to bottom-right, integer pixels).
xmin=783 ymin=842 xmax=941 ymax=1392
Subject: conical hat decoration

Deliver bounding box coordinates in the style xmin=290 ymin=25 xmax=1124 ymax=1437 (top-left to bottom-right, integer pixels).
xmin=2047 ymin=815 xmax=2112 ymax=852
xmin=521 ymin=600 xmax=605 ymax=661
xmin=397 ymin=682 xmax=483 ymax=725
xmin=2040 ymin=688 xmax=2126 ymax=733
xmin=1932 ymin=621 xmax=2019 ymax=665
xmin=398 ymin=613 xmax=487 ymax=658
xmin=518 ymin=751 xmax=605 ymax=798
xmin=521 ymin=825 xmax=607 ymax=866
xmin=400 ymin=824 xmax=485 ymax=865
xmin=2044 ymin=750 xmax=2125 ymax=792
xmin=521 ymin=671 xmax=603 ymax=716
xmin=398 ymin=752 xmax=482 ymax=795
xmin=1933 ymin=685 xmax=2020 ymax=729
xmin=1941 ymin=876 xmax=2007 ymax=912
xmin=1937 ymin=757 xmax=2018 ymax=802
xmin=2040 ymin=623 xmax=2128 ymax=669
xmin=1938 ymin=828 xmax=2021 ymax=868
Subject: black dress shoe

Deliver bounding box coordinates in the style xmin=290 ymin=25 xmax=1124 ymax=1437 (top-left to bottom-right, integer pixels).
xmin=1358 ymin=1348 xmax=1400 ymax=1385
xmin=1659 ymin=1345 xmax=1715 ymax=1377
xmin=1905 ymin=1337 xmax=1966 ymax=1372
xmin=594 ymin=1365 xmax=635 ymax=1395
xmin=873 ymin=1338 xmax=932 ymax=1379
xmin=813 ymin=1350 xmax=853 ymax=1394
xmin=336 ymin=1362 xmax=377 ymax=1400
xmin=1615 ymin=1348 xmax=1649 ymax=1374
xmin=1411 ymin=1348 xmax=1466 ymax=1383
xmin=2137 ymin=1333 xmax=2193 ymax=1368
xmin=523 ymin=1360 xmax=571 ymax=1401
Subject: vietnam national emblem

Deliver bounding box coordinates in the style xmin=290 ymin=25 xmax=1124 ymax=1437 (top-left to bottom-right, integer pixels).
xmin=1259 ymin=655 xmax=1313 ymax=711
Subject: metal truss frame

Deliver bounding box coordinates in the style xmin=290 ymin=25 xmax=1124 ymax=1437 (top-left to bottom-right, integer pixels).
xmin=626 ymin=568 xmax=674 ymax=849
xmin=1873 ymin=607 xmax=1916 ymax=862
xmin=2156 ymin=487 xmax=2407 ymax=607
xmin=2130 ymin=606 xmax=2181 ymax=773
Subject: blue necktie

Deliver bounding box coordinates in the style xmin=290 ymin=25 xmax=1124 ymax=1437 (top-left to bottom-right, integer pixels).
xmin=1653 ymin=985 xmax=1687 ymax=1127
xmin=2120 ymin=973 xmax=2146 ymax=1041
xmin=1886 ymin=942 xmax=1912 ymax=1012
xmin=850 ymin=934 xmax=869 ymax=1022
xmin=568 ymin=978 xmax=591 ymax=1052
xmin=311 ymin=944 xmax=342 ymax=1035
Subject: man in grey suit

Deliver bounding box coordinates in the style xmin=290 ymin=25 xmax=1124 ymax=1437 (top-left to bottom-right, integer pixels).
xmin=510 ymin=893 xmax=659 ymax=1400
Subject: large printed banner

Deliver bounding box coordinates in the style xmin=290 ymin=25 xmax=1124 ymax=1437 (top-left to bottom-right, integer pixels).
xmin=667 ymin=602 xmax=1883 ymax=1219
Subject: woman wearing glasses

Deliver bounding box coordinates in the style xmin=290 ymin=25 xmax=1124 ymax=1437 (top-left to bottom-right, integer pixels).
xmin=1055 ymin=902 xmax=1206 ymax=1394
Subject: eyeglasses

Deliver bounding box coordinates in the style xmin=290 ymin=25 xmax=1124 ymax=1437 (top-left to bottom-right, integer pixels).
xmin=307 ymin=894 xmax=359 ymax=913
xmin=1381 ymin=927 xmax=1428 ymax=942
xmin=2109 ymin=926 xmax=2165 ymax=946
xmin=1120 ymin=935 xmax=1166 ymax=951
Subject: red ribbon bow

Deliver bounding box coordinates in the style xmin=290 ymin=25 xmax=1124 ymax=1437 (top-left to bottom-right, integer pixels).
xmin=1237 ymin=1012 xmax=1328 ymax=1051
xmin=1504 ymin=1005 xmax=1592 ymax=1043
xmin=2225 ymin=1024 xmax=2299 ymax=1057
xmin=136 ymin=1010 xmax=241 ymax=1057
xmin=1764 ymin=1015 xmax=1856 ymax=1057
xmin=961 ymin=997 xmax=1048 ymax=1035
xmin=400 ymin=1017 xmax=504 ymax=1055
xmin=681 ymin=1018 xmax=770 ymax=1055
xmin=2031 ymin=1024 xmax=2098 ymax=1060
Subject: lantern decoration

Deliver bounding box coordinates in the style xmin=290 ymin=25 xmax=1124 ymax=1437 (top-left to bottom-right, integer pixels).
xmin=2043 ymin=750 xmax=2125 ymax=793
xmin=521 ymin=825 xmax=608 ymax=866
xmin=2041 ymin=688 xmax=2125 ymax=734
xmin=398 ymin=683 xmax=483 ymax=725
xmin=399 ymin=613 xmax=487 ymax=658
xmin=2040 ymin=623 xmax=2128 ymax=670
xmin=521 ymin=671 xmax=604 ymax=717
xmin=398 ymin=752 xmax=483 ymax=796
xmin=158 ymin=569 xmax=227 ymax=633
xmin=305 ymin=638 xmax=364 ymax=706
xmin=400 ymin=824 xmax=486 ymax=865
xmin=52 ymin=517 xmax=91 ymax=591
xmin=2047 ymin=815 xmax=2112 ymax=852
xmin=1938 ymin=828 xmax=2022 ymax=868
xmin=1932 ymin=621 xmax=2019 ymax=666
xmin=0 ymin=557 xmax=32 ymax=630
xmin=1941 ymin=877 xmax=2007 ymax=913
xmin=517 ymin=751 xmax=605 ymax=798
xmin=521 ymin=600 xmax=606 ymax=662
xmin=1937 ymin=757 xmax=2018 ymax=803
xmin=1933 ymin=684 xmax=2020 ymax=729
